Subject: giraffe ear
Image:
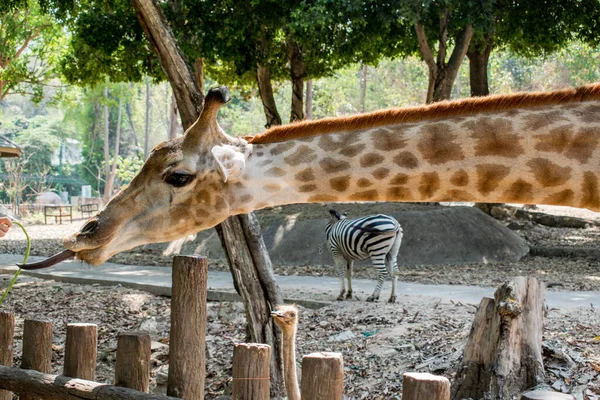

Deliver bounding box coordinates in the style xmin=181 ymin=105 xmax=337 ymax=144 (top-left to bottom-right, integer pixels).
xmin=211 ymin=145 xmax=246 ymax=183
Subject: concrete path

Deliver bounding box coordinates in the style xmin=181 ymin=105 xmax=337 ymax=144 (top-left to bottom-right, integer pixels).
xmin=1 ymin=253 xmax=599 ymax=309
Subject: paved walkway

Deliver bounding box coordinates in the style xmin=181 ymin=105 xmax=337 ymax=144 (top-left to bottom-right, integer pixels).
xmin=1 ymin=253 xmax=599 ymax=309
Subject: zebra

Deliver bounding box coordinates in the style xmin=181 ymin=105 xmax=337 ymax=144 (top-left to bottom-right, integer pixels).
xmin=325 ymin=209 xmax=403 ymax=303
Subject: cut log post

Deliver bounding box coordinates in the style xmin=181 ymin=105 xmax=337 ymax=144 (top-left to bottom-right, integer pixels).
xmin=232 ymin=343 xmax=271 ymax=400
xmin=521 ymin=390 xmax=575 ymax=400
xmin=452 ymin=277 xmax=546 ymax=400
xmin=21 ymin=319 xmax=52 ymax=400
xmin=402 ymin=372 xmax=450 ymax=400
xmin=167 ymin=255 xmax=208 ymax=399
xmin=115 ymin=332 xmax=151 ymax=392
xmin=0 ymin=365 xmax=180 ymax=399
xmin=64 ymin=323 xmax=98 ymax=380
xmin=0 ymin=311 xmax=14 ymax=400
xmin=301 ymin=352 xmax=344 ymax=400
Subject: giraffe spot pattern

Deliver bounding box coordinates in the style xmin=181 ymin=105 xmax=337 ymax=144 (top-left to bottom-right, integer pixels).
xmin=476 ymin=164 xmax=510 ymax=195
xmin=339 ymin=144 xmax=366 ymax=157
xmin=265 ymin=167 xmax=286 ymax=177
xmin=239 ymin=194 xmax=254 ymax=203
xmin=522 ymin=111 xmax=569 ymax=131
xmin=330 ymin=176 xmax=351 ymax=192
xmin=318 ymin=132 xmax=361 ymax=151
xmin=503 ymin=179 xmax=534 ymax=203
xmin=450 ymin=170 xmax=469 ymax=187
xmin=349 ymin=190 xmax=379 ymax=201
xmin=441 ymin=190 xmax=472 ymax=202
xmin=372 ymin=168 xmax=390 ymax=179
xmin=534 ymin=126 xmax=599 ymax=164
xmin=542 ymin=189 xmax=575 ymax=206
xmin=357 ymin=178 xmax=373 ymax=187
xmin=582 ymin=104 xmax=600 ymax=123
xmin=527 ymin=158 xmax=572 ymax=187
xmin=387 ymin=186 xmax=412 ymax=200
xmin=265 ymin=184 xmax=281 ymax=193
xmin=258 ymin=159 xmax=273 ymax=167
xmin=308 ymin=194 xmax=339 ymax=202
xmin=213 ymin=195 xmax=227 ymax=212
xmin=580 ymin=172 xmax=600 ymax=210
xmin=284 ymin=145 xmax=317 ymax=166
xmin=417 ymin=123 xmax=465 ymax=165
xmin=295 ymin=168 xmax=315 ymax=182
xmin=299 ymin=184 xmax=317 ymax=192
xmin=372 ymin=127 xmax=407 ymax=151
xmin=269 ymin=142 xmax=296 ymax=155
xmin=320 ymin=157 xmax=350 ymax=174
xmin=360 ymin=153 xmax=384 ymax=168
xmin=465 ymin=117 xmax=524 ymax=158
xmin=393 ymin=152 xmax=419 ymax=169
xmin=390 ymin=174 xmax=408 ymax=185
xmin=419 ymin=172 xmax=440 ymax=199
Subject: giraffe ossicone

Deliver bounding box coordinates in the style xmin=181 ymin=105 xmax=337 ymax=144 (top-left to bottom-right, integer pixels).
xmin=21 ymin=84 xmax=600 ymax=268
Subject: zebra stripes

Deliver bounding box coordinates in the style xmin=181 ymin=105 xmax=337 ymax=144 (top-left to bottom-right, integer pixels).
xmin=326 ymin=210 xmax=403 ymax=303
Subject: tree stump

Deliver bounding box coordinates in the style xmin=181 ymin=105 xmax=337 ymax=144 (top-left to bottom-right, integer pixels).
xmin=232 ymin=343 xmax=271 ymax=400
xmin=452 ymin=277 xmax=546 ymax=400
xmin=301 ymin=352 xmax=344 ymax=400
xmin=402 ymin=372 xmax=450 ymax=400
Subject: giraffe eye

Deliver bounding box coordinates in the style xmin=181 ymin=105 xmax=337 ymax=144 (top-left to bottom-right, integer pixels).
xmin=165 ymin=171 xmax=195 ymax=187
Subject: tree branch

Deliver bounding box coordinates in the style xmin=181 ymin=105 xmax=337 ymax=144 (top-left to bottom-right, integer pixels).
xmin=414 ymin=21 xmax=436 ymax=73
xmin=446 ymin=24 xmax=474 ymax=77
xmin=437 ymin=8 xmax=449 ymax=67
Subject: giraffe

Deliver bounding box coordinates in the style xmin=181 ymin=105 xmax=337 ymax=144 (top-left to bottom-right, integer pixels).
xmin=20 ymin=84 xmax=600 ymax=269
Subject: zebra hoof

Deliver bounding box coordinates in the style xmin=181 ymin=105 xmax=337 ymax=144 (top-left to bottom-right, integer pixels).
xmin=345 ymin=292 xmax=353 ymax=300
xmin=336 ymin=295 xmax=345 ymax=301
xmin=388 ymin=296 xmax=397 ymax=304
xmin=366 ymin=296 xmax=377 ymax=302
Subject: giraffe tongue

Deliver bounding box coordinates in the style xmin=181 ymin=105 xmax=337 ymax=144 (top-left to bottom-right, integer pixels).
xmin=17 ymin=249 xmax=76 ymax=270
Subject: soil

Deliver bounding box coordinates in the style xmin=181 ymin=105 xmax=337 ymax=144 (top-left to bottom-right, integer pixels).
xmin=1 ymin=203 xmax=600 ymax=399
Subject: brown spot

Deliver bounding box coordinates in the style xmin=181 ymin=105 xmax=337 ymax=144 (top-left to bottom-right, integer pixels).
xmin=318 ymin=132 xmax=361 ymax=151
xmin=360 ymin=153 xmax=384 ymax=168
xmin=580 ymin=172 xmax=600 ymax=210
xmin=418 ymin=172 xmax=440 ymax=199
xmin=265 ymin=167 xmax=286 ymax=177
xmin=339 ymin=144 xmax=366 ymax=157
xmin=390 ymin=174 xmax=408 ymax=185
xmin=503 ymin=179 xmax=534 ymax=203
xmin=441 ymin=190 xmax=473 ymax=202
xmin=269 ymin=142 xmax=295 ymax=155
xmin=299 ymin=184 xmax=317 ymax=192
xmin=582 ymin=104 xmax=600 ymax=123
xmin=357 ymin=178 xmax=373 ymax=188
xmin=542 ymin=189 xmax=575 ymax=206
xmin=320 ymin=158 xmax=350 ymax=174
xmin=522 ymin=111 xmax=569 ymax=131
xmin=417 ymin=123 xmax=464 ymax=165
xmin=475 ymin=164 xmax=510 ymax=195
xmin=387 ymin=186 xmax=413 ymax=200
xmin=255 ymin=151 xmax=264 ymax=157
xmin=295 ymin=168 xmax=315 ymax=182
xmin=213 ymin=195 xmax=227 ymax=212
xmin=284 ymin=145 xmax=317 ymax=166
xmin=239 ymin=194 xmax=254 ymax=203
xmin=330 ymin=176 xmax=351 ymax=192
xmin=258 ymin=159 xmax=273 ymax=167
xmin=450 ymin=170 xmax=469 ymax=187
xmin=372 ymin=168 xmax=390 ymax=179
xmin=234 ymin=182 xmax=247 ymax=189
xmin=308 ymin=194 xmax=339 ymax=202
xmin=349 ymin=190 xmax=379 ymax=201
xmin=265 ymin=183 xmax=281 ymax=193
xmin=195 ymin=189 xmax=212 ymax=205
xmin=465 ymin=117 xmax=524 ymax=158
xmin=393 ymin=152 xmax=419 ymax=169
xmin=527 ymin=158 xmax=572 ymax=187
xmin=372 ymin=127 xmax=407 ymax=151
xmin=534 ymin=126 xmax=599 ymax=164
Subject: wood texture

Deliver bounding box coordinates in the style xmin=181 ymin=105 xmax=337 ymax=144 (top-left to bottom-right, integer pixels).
xmin=167 ymin=256 xmax=207 ymax=399
xmin=64 ymin=323 xmax=97 ymax=381
xmin=452 ymin=277 xmax=546 ymax=399
xmin=232 ymin=343 xmax=271 ymax=400
xmin=402 ymin=372 xmax=450 ymax=400
xmin=115 ymin=332 xmax=151 ymax=392
xmin=301 ymin=352 xmax=344 ymax=400
xmin=21 ymin=319 xmax=52 ymax=400
xmin=0 ymin=365 xmax=179 ymax=399
xmin=0 ymin=311 xmax=14 ymax=400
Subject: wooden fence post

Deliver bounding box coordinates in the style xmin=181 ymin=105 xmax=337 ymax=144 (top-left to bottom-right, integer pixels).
xmin=301 ymin=352 xmax=344 ymax=400
xmin=64 ymin=323 xmax=98 ymax=381
xmin=115 ymin=332 xmax=151 ymax=392
xmin=232 ymin=343 xmax=271 ymax=400
xmin=0 ymin=311 xmax=14 ymax=400
xmin=21 ymin=319 xmax=52 ymax=400
xmin=167 ymin=256 xmax=208 ymax=399
xmin=402 ymin=372 xmax=450 ymax=400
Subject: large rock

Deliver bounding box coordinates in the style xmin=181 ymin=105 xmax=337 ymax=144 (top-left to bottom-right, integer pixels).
xmin=149 ymin=206 xmax=529 ymax=267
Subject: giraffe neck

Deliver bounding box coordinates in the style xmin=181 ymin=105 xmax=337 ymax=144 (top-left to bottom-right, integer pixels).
xmin=230 ymin=101 xmax=600 ymax=213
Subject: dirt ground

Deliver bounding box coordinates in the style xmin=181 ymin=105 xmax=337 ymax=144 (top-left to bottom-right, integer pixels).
xmin=1 ymin=203 xmax=600 ymax=399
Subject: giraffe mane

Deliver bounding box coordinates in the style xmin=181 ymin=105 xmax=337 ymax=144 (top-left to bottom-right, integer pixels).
xmin=246 ymin=83 xmax=600 ymax=145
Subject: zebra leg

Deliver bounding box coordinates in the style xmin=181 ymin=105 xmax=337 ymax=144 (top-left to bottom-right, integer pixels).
xmin=366 ymin=255 xmax=387 ymax=302
xmin=345 ymin=260 xmax=353 ymax=299
xmin=332 ymin=253 xmax=347 ymax=301
xmin=387 ymin=234 xmax=402 ymax=303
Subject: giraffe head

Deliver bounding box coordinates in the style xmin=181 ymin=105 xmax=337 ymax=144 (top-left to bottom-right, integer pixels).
xmin=23 ymin=88 xmax=254 ymax=268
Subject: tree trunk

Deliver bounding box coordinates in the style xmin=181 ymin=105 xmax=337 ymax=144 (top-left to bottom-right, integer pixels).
xmin=194 ymin=58 xmax=205 ymax=96
xmin=359 ymin=64 xmax=367 ymax=113
xmin=287 ymin=38 xmax=305 ymax=123
xmin=168 ymin=93 xmax=178 ymax=140
xmin=256 ymin=65 xmax=282 ymax=128
xmin=131 ymin=0 xmax=285 ymax=395
xmin=125 ymin=101 xmax=139 ymax=148
xmin=102 ymin=86 xmax=111 ymax=203
xmin=452 ymin=277 xmax=546 ymax=400
xmin=305 ymin=79 xmax=313 ymax=120
xmin=467 ymin=43 xmax=493 ymax=97
xmin=105 ymin=96 xmax=123 ymax=201
xmin=144 ymin=80 xmax=150 ymax=160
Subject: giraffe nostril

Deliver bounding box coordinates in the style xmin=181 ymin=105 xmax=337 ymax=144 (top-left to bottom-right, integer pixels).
xmin=81 ymin=220 xmax=99 ymax=234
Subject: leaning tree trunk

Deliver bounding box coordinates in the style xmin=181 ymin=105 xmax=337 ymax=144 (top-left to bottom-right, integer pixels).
xmin=287 ymin=38 xmax=305 ymax=123
xmin=452 ymin=277 xmax=546 ymax=399
xmin=256 ymin=65 xmax=282 ymax=128
xmin=131 ymin=0 xmax=285 ymax=395
xmin=467 ymin=42 xmax=493 ymax=97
